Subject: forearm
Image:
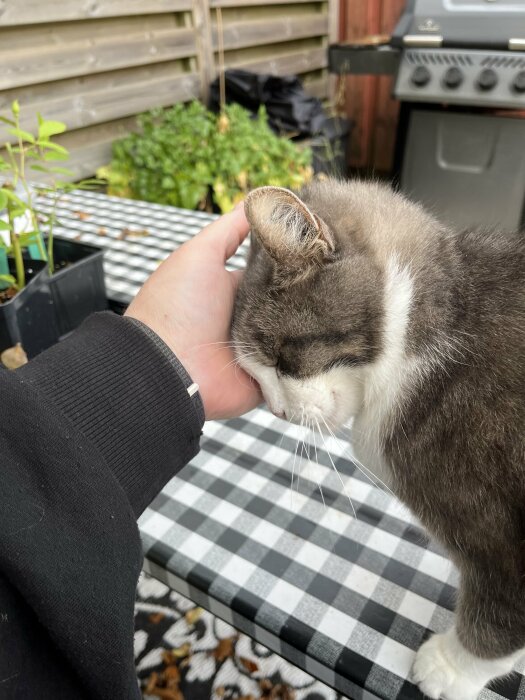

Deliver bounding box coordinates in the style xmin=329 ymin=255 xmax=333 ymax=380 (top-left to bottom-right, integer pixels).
xmin=0 ymin=312 xmax=205 ymax=698
xmin=16 ymin=312 xmax=205 ymax=516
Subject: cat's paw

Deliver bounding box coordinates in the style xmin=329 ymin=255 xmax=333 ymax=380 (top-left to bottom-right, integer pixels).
xmin=412 ymin=632 xmax=481 ymax=700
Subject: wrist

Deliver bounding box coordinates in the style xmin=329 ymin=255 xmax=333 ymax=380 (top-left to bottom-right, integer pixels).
xmin=124 ymin=309 xmax=208 ymax=417
xmin=125 ymin=317 xmax=205 ymax=424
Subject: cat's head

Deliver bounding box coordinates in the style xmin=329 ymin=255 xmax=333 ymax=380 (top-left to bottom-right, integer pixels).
xmin=232 ymin=180 xmax=390 ymax=430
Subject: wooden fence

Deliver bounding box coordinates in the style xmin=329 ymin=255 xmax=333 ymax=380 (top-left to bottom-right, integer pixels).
xmin=339 ymin=0 xmax=404 ymax=173
xmin=0 ymin=0 xmax=337 ymax=180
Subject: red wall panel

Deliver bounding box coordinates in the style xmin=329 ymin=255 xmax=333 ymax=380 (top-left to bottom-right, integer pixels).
xmin=339 ymin=0 xmax=405 ymax=172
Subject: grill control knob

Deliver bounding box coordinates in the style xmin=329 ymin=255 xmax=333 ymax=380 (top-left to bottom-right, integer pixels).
xmin=512 ymin=71 xmax=525 ymax=93
xmin=411 ymin=66 xmax=431 ymax=87
xmin=477 ymin=68 xmax=498 ymax=91
xmin=443 ymin=67 xmax=463 ymax=89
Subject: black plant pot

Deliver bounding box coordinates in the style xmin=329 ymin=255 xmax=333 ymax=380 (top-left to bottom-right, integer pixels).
xmin=0 ymin=259 xmax=59 ymax=358
xmin=47 ymin=237 xmax=108 ymax=338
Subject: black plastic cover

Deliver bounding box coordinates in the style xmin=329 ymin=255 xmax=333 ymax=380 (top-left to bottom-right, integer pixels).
xmin=209 ymin=69 xmax=326 ymax=136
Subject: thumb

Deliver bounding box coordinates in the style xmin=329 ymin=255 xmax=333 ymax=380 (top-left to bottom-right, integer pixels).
xmin=197 ymin=205 xmax=250 ymax=262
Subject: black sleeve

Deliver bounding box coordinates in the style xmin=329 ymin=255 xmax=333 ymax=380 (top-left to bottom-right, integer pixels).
xmin=0 ymin=312 xmax=205 ymax=699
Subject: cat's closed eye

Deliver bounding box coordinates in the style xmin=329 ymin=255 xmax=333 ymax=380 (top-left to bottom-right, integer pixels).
xmin=324 ymin=355 xmax=361 ymax=372
xmin=275 ymin=355 xmax=288 ymax=374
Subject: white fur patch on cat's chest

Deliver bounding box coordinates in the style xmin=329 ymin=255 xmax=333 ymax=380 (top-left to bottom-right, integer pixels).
xmin=352 ymin=258 xmax=417 ymax=486
xmin=364 ymin=258 xmax=414 ymax=415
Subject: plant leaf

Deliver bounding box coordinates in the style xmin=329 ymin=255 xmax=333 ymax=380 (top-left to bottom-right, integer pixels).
xmin=0 ymin=220 xmax=12 ymax=231
xmin=8 ymin=127 xmax=35 ymax=144
xmin=30 ymin=164 xmax=51 ymax=173
xmin=0 ymin=190 xmax=7 ymax=210
xmin=0 ymin=116 xmax=16 ymax=127
xmin=38 ymin=140 xmax=68 ymax=155
xmin=18 ymin=231 xmax=41 ymax=247
xmin=11 ymin=100 xmax=20 ymax=117
xmin=38 ymin=120 xmax=66 ymax=140
xmin=2 ymin=189 xmax=27 ymax=209
xmin=43 ymin=150 xmax=69 ymax=162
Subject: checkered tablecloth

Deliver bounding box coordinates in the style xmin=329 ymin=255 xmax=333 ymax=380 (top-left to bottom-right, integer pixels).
xmin=39 ymin=190 xmax=525 ymax=700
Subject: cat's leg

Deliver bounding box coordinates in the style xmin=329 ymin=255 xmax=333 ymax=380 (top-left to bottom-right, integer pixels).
xmin=412 ymin=568 xmax=525 ymax=700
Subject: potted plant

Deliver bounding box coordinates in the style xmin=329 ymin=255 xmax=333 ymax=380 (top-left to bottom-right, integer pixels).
xmin=97 ymin=101 xmax=313 ymax=214
xmin=0 ymin=101 xmax=107 ymax=359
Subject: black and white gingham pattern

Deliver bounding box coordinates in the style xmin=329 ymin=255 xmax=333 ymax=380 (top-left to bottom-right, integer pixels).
xmin=37 ymin=189 xmax=248 ymax=304
xmin=40 ymin=190 xmax=525 ymax=700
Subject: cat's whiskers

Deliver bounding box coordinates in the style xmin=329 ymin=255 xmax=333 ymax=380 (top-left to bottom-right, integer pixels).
xmin=315 ymin=416 xmax=356 ymax=519
xmin=325 ymin=417 xmax=397 ymax=499
xmin=286 ymin=411 xmax=331 ymax=512
xmin=220 ymin=351 xmax=259 ymax=374
xmin=310 ymin=418 xmax=326 ymax=509
xmin=290 ymin=410 xmax=304 ymax=508
xmin=295 ymin=407 xmax=305 ymax=496
xmin=298 ymin=408 xmax=312 ymax=494
xmin=302 ymin=417 xmax=311 ymax=493
xmin=195 ymin=340 xmax=258 ymax=354
xmin=194 ymin=341 xmax=261 ymax=378
xmin=196 ymin=340 xmax=251 ymax=348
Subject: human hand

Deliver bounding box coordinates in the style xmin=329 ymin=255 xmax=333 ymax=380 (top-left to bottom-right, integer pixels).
xmin=125 ymin=205 xmax=263 ymax=420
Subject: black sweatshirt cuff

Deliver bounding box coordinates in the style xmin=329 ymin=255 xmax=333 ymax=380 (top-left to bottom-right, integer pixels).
xmin=17 ymin=312 xmax=205 ymax=516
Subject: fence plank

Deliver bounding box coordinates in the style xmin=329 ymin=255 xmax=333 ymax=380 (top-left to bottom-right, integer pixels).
xmin=0 ymin=61 xmax=195 ymax=109
xmin=214 ymin=15 xmax=329 ymax=51
xmin=211 ymin=0 xmax=322 ymax=5
xmin=371 ymin=0 xmax=404 ymax=172
xmin=302 ymin=77 xmax=329 ymax=99
xmin=341 ymin=0 xmax=404 ymax=172
xmin=236 ymin=47 xmax=327 ymax=76
xmin=0 ymin=0 xmax=192 ymax=26
xmin=0 ymin=27 xmax=197 ymax=90
xmin=0 ymin=67 xmax=201 ymax=143
xmin=341 ymin=0 xmax=378 ymax=168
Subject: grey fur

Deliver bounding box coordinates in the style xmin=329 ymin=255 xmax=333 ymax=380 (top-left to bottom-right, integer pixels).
xmin=233 ymin=178 xmax=525 ymax=661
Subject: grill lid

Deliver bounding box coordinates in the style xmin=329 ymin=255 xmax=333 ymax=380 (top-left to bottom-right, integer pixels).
xmin=392 ymin=0 xmax=525 ymax=51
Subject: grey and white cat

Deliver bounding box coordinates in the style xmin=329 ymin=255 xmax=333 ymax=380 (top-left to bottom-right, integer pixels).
xmin=232 ymin=180 xmax=525 ymax=700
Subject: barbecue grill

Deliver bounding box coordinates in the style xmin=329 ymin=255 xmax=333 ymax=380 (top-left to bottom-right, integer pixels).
xmin=329 ymin=0 xmax=525 ymax=230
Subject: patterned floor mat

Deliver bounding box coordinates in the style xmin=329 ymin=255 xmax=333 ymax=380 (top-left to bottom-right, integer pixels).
xmin=135 ymin=573 xmax=349 ymax=700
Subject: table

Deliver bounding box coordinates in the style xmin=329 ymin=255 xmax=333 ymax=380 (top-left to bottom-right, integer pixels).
xmin=39 ymin=189 xmax=525 ymax=700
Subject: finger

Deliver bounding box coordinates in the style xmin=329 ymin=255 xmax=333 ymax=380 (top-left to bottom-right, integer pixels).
xmin=197 ymin=205 xmax=250 ymax=262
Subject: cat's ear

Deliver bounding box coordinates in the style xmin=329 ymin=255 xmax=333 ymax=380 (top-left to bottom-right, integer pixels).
xmin=244 ymin=186 xmax=335 ymax=270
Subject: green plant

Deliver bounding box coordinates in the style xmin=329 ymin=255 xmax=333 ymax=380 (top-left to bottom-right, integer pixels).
xmin=99 ymin=102 xmax=215 ymax=211
xmin=98 ymin=101 xmax=313 ymax=214
xmin=0 ymin=101 xmax=98 ymax=293
xmin=211 ymin=104 xmax=313 ymax=212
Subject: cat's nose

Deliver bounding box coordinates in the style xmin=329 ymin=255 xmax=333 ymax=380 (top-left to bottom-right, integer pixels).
xmin=272 ymin=408 xmax=286 ymax=420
